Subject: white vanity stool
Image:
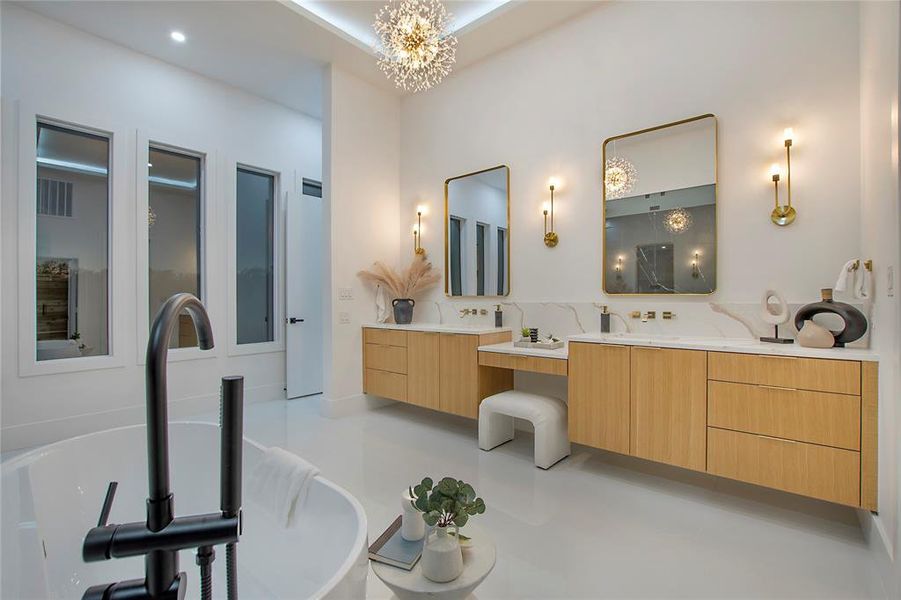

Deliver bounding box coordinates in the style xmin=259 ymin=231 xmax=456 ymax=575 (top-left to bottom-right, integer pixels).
xmin=478 ymin=390 xmax=571 ymax=469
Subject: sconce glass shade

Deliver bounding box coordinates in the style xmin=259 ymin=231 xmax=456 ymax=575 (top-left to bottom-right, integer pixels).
xmin=663 ymin=207 xmax=692 ymax=234
xmin=604 ymin=156 xmax=637 ymax=199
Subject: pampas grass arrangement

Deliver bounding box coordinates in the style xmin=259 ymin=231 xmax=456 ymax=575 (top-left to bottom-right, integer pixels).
xmin=358 ymin=254 xmax=442 ymax=299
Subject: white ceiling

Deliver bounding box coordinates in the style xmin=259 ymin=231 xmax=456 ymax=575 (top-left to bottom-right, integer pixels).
xmin=17 ymin=1 xmax=601 ymax=119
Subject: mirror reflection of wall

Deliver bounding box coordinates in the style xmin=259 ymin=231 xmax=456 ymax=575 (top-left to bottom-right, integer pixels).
xmin=445 ymin=165 xmax=510 ymax=297
xmin=603 ymin=115 xmax=717 ymax=295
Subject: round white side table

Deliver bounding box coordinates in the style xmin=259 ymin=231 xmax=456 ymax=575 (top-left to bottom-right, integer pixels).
xmin=371 ymin=525 xmax=496 ymax=600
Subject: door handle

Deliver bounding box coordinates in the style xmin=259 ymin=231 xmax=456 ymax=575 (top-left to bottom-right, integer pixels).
xmin=287 ymin=317 xmax=304 ymax=324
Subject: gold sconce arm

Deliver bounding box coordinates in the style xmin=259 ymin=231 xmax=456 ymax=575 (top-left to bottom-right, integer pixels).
xmin=544 ymin=182 xmax=558 ymax=247
xmin=770 ymin=128 xmax=797 ymax=226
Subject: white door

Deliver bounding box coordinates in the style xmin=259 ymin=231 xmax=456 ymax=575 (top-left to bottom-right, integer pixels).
xmin=285 ymin=181 xmax=323 ymax=398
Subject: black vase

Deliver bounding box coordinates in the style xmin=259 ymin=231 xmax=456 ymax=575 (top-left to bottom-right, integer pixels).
xmin=392 ymin=298 xmax=415 ymax=324
xmin=793 ymin=289 xmax=867 ymax=348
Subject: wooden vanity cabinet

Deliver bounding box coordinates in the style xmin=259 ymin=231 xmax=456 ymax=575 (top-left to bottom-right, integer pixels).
xmin=407 ymin=331 xmax=440 ymax=410
xmin=362 ymin=328 xmax=512 ymax=419
xmin=630 ymin=347 xmax=707 ymax=471
xmin=567 ymin=342 xmax=630 ymax=454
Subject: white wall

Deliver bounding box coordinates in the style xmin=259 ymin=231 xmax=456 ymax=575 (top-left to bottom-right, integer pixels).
xmin=320 ymin=65 xmax=401 ymax=411
xmin=1 ymin=5 xmax=321 ymax=450
xmin=859 ymin=0 xmax=901 ymax=593
xmin=400 ymin=1 xmax=861 ymax=306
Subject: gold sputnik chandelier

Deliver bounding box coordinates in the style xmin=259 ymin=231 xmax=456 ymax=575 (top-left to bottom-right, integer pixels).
xmin=663 ymin=207 xmax=693 ymax=234
xmin=373 ymin=0 xmax=457 ymax=93
xmin=604 ymin=156 xmax=637 ymax=199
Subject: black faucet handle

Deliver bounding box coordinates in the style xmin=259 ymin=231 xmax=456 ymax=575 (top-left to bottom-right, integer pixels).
xmin=97 ymin=481 xmax=119 ymax=527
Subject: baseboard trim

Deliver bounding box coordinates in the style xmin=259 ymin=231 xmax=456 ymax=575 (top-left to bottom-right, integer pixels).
xmin=858 ymin=510 xmax=899 ymax=598
xmin=318 ymin=392 xmax=395 ymax=418
xmin=1 ymin=382 xmax=285 ymax=453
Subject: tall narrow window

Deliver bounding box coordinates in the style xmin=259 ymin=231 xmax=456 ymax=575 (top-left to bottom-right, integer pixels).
xmin=236 ymin=167 xmax=275 ymax=344
xmin=497 ymin=227 xmax=506 ymax=295
xmin=35 ymin=122 xmax=109 ymax=361
xmin=148 ymin=147 xmax=202 ymax=347
xmin=449 ymin=216 xmax=462 ymax=296
xmin=476 ymin=222 xmax=487 ymax=296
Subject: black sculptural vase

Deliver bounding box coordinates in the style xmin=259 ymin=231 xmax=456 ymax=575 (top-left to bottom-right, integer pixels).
xmin=393 ymin=298 xmax=415 ymax=324
xmin=793 ymin=289 xmax=867 ymax=348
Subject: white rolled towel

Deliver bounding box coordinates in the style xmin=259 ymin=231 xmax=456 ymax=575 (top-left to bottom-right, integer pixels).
xmin=835 ymin=259 xmax=858 ymax=293
xmin=855 ymin=266 xmax=872 ymax=300
xmin=248 ymin=447 xmax=320 ymax=527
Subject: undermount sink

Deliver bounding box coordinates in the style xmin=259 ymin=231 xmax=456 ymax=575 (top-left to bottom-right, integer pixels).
xmin=601 ymin=333 xmax=757 ymax=346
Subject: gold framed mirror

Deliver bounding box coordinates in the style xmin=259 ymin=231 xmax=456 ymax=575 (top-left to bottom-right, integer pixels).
xmin=603 ymin=114 xmax=717 ymax=295
xmin=444 ymin=165 xmax=510 ymax=297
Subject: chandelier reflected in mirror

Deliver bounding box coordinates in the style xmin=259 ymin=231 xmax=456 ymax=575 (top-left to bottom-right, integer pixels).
xmin=604 ymin=156 xmax=637 ymax=200
xmin=663 ymin=207 xmax=693 ymax=234
xmin=373 ymin=0 xmax=457 ymax=93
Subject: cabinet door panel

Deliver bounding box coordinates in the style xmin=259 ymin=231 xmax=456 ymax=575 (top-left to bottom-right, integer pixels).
xmin=631 ymin=347 xmax=707 ymax=470
xmin=439 ymin=334 xmax=480 ymax=418
xmin=567 ymin=343 xmax=630 ymax=454
xmin=407 ymin=332 xmax=440 ymax=410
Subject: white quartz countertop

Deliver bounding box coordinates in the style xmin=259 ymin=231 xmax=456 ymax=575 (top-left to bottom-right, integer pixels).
xmin=363 ymin=322 xmax=512 ymax=335
xmin=568 ymin=333 xmax=879 ymax=362
xmin=478 ymin=341 xmax=569 ymax=359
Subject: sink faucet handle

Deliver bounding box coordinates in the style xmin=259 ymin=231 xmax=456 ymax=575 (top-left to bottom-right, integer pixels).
xmin=97 ymin=481 xmax=119 ymax=527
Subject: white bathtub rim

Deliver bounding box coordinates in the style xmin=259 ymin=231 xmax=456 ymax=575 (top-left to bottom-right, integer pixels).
xmin=1 ymin=421 xmax=369 ymax=600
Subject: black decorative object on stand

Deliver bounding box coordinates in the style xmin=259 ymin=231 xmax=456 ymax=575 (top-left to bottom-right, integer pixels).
xmin=393 ymin=298 xmax=415 ymax=324
xmin=793 ymin=288 xmax=868 ymax=348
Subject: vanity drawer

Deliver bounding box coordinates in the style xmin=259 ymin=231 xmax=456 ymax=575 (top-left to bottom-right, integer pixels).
xmin=478 ymin=351 xmax=568 ymax=376
xmin=708 ymin=381 xmax=860 ymax=450
xmin=364 ymin=343 xmax=408 ymax=374
xmin=708 ymin=352 xmax=860 ymax=395
xmin=364 ymin=369 xmax=407 ymax=402
xmin=707 ymin=428 xmax=860 ymax=506
xmin=363 ymin=328 xmax=408 ymax=348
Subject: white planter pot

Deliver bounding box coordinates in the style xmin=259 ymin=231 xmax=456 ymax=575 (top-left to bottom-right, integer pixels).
xmin=421 ymin=526 xmax=463 ymax=583
xmin=401 ymin=491 xmax=425 ymax=541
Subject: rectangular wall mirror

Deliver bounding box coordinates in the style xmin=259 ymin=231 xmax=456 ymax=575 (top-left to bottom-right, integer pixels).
xmin=445 ymin=165 xmax=510 ymax=296
xmin=603 ymin=114 xmax=717 ymax=295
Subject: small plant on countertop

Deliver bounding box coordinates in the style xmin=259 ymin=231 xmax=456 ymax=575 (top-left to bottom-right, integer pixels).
xmin=520 ymin=327 xmax=530 ymax=340
xmin=409 ymin=477 xmax=486 ymax=529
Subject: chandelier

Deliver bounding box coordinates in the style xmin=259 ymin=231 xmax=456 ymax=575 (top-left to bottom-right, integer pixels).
xmin=604 ymin=156 xmax=637 ymax=199
xmin=373 ymin=0 xmax=457 ymax=93
xmin=663 ymin=207 xmax=693 ymax=234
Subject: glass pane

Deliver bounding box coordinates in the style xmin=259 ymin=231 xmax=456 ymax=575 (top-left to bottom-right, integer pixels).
xmin=148 ymin=147 xmax=202 ymax=348
xmin=236 ymin=167 xmax=274 ymax=344
xmin=449 ymin=217 xmax=462 ymax=296
xmin=476 ymin=223 xmax=486 ymax=295
xmin=497 ymin=228 xmax=506 ymax=295
xmin=36 ymin=122 xmax=109 ymax=361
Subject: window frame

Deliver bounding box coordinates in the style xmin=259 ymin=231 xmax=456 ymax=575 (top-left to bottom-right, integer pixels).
xmin=18 ymin=105 xmax=127 ymax=377
xmin=227 ymin=160 xmax=286 ymax=357
xmin=135 ymin=129 xmax=218 ymax=364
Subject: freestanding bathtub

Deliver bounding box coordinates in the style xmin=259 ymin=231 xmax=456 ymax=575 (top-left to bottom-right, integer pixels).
xmin=1 ymin=422 xmax=368 ymax=599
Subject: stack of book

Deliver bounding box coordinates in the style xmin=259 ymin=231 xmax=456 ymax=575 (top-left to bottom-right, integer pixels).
xmin=368 ymin=516 xmax=424 ymax=570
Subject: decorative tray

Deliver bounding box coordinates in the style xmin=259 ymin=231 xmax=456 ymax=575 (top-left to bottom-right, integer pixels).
xmin=514 ymin=339 xmax=564 ymax=350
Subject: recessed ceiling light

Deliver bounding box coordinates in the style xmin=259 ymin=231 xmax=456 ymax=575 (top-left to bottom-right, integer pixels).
xmin=170 ymin=31 xmax=186 ymax=43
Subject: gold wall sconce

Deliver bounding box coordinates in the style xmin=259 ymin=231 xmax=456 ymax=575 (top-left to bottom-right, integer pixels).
xmin=413 ymin=205 xmax=425 ymax=255
xmin=614 ymin=256 xmax=624 ymax=280
xmin=769 ymin=127 xmax=797 ymax=226
xmin=543 ymin=178 xmax=559 ymax=247
xmin=691 ymin=251 xmax=701 ymax=278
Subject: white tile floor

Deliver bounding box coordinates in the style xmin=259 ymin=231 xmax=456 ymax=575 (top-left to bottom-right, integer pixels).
xmin=203 ymin=398 xmax=885 ymax=598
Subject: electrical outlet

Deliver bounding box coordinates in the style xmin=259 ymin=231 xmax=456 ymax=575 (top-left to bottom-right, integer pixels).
xmin=339 ymin=312 xmax=351 ymax=324
xmin=338 ymin=287 xmax=353 ymax=301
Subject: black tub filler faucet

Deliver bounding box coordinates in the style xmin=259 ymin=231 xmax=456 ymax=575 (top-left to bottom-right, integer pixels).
xmin=82 ymin=293 xmax=244 ymax=600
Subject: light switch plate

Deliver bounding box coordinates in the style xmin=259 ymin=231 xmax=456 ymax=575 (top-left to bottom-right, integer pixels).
xmin=339 ymin=312 xmax=351 ymax=324
xmin=338 ymin=287 xmax=354 ymax=301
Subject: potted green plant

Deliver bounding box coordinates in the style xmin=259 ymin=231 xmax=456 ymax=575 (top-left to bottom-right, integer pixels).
xmin=520 ymin=327 xmax=530 ymax=342
xmin=408 ymin=477 xmax=486 ymax=582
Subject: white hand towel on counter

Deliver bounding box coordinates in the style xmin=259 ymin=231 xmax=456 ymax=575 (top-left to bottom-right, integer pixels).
xmin=248 ymin=447 xmax=320 ymax=527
